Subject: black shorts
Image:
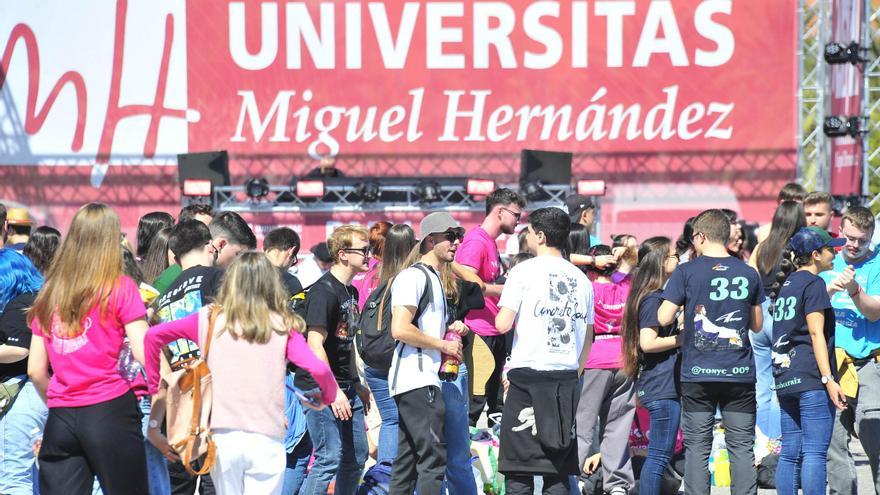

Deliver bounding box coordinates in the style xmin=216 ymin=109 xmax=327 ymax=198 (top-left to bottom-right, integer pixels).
xmin=681 ymin=381 xmax=756 ymax=414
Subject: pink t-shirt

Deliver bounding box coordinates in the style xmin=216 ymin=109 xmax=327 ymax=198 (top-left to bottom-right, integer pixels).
xmin=352 ymin=258 xmax=381 ymax=310
xmin=585 ymin=275 xmax=631 ymax=369
xmin=455 ymin=227 xmax=501 ymax=337
xmin=31 ymin=276 xmax=147 ymax=408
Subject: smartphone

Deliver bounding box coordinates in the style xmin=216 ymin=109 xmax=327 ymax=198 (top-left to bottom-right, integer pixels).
xmin=286 ymin=384 xmax=321 ymax=407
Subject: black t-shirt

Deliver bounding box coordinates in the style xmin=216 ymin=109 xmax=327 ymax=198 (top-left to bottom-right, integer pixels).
xmin=771 ymin=270 xmax=835 ymax=396
xmin=662 ymin=255 xmax=764 ymax=383
xmin=154 ymin=265 xmax=224 ymax=364
xmin=635 ymin=291 xmax=681 ymax=403
xmin=0 ymin=292 xmax=37 ymax=380
xmin=294 ymin=271 xmax=360 ymax=390
xmin=280 ymin=269 xmax=304 ymax=297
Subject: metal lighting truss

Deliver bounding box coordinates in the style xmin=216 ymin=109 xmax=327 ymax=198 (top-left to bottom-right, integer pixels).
xmin=798 ymin=0 xmax=827 ymax=192
xmin=863 ymin=0 xmax=880 ymax=212
xmin=212 ymin=183 xmax=571 ymax=213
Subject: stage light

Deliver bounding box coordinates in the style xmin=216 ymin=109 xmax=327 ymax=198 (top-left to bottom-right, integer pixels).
xmin=296 ymin=179 xmax=325 ymax=198
xmin=823 ymin=116 xmax=868 ymax=138
xmin=182 ymin=179 xmax=212 ymax=197
xmin=825 ymin=42 xmax=869 ymax=65
xmin=415 ymin=181 xmax=442 ymax=202
xmin=520 ymin=180 xmax=546 ymax=201
xmin=245 ymin=177 xmax=270 ymax=200
xmin=466 ymin=179 xmax=496 ymax=196
xmin=355 ymin=181 xmax=381 ymax=202
xmin=577 ymin=180 xmax=607 ymax=196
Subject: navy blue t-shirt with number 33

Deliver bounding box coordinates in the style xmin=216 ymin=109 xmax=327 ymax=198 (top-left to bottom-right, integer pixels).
xmin=771 ymin=270 xmax=834 ymax=396
xmin=661 ymin=255 xmax=765 ymax=383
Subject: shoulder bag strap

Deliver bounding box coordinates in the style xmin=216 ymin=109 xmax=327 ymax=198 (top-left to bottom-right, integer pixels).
xmin=376 ymin=277 xmax=395 ymax=334
xmin=203 ymin=305 xmax=218 ymax=361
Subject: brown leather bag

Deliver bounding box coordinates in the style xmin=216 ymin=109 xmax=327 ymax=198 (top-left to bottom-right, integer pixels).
xmin=160 ymin=307 xmax=218 ymax=475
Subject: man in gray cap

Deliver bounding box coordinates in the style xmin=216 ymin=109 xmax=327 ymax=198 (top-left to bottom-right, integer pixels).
xmin=388 ymin=212 xmax=468 ymax=495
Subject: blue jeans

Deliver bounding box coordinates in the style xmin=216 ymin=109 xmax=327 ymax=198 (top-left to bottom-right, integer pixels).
xmin=282 ymin=433 xmax=312 ymax=494
xmin=751 ymin=300 xmax=781 ymax=439
xmin=776 ymin=389 xmax=834 ymax=495
xmin=299 ymin=383 xmax=368 ymax=495
xmin=0 ymin=378 xmax=48 ymax=495
xmin=639 ymin=399 xmax=681 ymax=495
xmin=442 ymin=363 xmax=476 ymax=495
xmin=364 ymin=366 xmax=398 ymax=463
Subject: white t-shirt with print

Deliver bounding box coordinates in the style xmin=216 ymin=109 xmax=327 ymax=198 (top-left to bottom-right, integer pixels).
xmin=388 ymin=264 xmax=447 ymax=397
xmin=499 ymin=255 xmax=594 ymax=371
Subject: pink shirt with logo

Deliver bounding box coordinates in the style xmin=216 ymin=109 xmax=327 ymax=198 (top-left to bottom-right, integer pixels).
xmin=585 ymin=274 xmax=632 ymax=369
xmin=455 ymin=227 xmax=501 ymax=337
xmin=30 ymin=276 xmax=147 ymax=408
xmin=352 ymin=257 xmax=381 ymax=310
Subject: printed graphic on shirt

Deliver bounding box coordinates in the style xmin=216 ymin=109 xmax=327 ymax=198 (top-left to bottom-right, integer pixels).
xmin=336 ymin=296 xmax=360 ymax=345
xmin=542 ymin=272 xmax=583 ymax=355
xmin=771 ymin=334 xmax=794 ymax=370
xmin=49 ymin=314 xmax=91 ymax=355
xmin=156 ymin=290 xmax=202 ymax=325
xmin=512 ymin=407 xmax=537 ymax=436
xmin=694 ymin=304 xmax=745 ymax=350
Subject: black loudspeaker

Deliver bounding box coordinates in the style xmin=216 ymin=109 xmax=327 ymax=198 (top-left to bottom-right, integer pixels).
xmin=176 ymin=151 xmax=230 ymax=187
xmin=520 ymin=149 xmax=573 ymax=185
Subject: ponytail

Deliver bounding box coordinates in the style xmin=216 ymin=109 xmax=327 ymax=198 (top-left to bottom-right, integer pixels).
xmin=768 ymin=245 xmax=812 ymax=302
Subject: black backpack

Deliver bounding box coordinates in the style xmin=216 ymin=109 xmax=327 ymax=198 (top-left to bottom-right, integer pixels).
xmin=356 ymin=264 xmax=433 ymax=370
xmin=289 ymin=278 xmax=333 ymax=319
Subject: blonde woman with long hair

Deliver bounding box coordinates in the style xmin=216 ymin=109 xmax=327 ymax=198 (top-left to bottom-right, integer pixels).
xmin=27 ymin=203 xmax=151 ymax=495
xmin=144 ymin=252 xmax=337 ymax=495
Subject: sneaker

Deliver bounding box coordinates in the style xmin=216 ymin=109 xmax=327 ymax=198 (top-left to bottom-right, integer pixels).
xmin=608 ymin=487 xmax=627 ymax=495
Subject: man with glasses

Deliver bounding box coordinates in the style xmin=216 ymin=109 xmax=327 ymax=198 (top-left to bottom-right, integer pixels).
xmin=263 ymin=226 xmax=303 ymax=296
xmin=297 ymin=225 xmax=372 ymax=495
xmin=821 ymin=206 xmax=880 ymax=495
xmin=456 ymin=188 xmax=526 ymax=426
xmin=389 ymin=212 xmax=467 ymax=494
xmin=209 ymin=211 xmax=257 ymax=268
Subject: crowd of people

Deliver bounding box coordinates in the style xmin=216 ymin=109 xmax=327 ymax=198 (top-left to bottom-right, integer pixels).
xmin=0 ymin=181 xmax=879 ymax=495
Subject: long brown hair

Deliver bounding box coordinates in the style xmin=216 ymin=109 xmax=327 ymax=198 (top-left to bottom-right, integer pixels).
xmin=621 ymin=237 xmax=672 ymax=377
xmin=214 ymin=251 xmax=304 ymax=342
xmin=378 ymin=224 xmax=417 ymax=287
xmin=30 ymin=203 xmax=124 ymax=337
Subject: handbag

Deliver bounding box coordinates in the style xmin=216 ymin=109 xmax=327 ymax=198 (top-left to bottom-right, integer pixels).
xmin=0 ymin=378 xmax=23 ymax=416
xmin=161 ymin=307 xmax=218 ymax=475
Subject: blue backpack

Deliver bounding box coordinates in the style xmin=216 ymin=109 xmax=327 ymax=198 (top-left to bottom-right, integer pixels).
xmin=357 ymin=460 xmax=393 ymax=495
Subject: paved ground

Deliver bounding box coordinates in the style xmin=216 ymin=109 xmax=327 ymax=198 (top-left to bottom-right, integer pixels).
xmin=715 ymin=439 xmax=873 ymax=494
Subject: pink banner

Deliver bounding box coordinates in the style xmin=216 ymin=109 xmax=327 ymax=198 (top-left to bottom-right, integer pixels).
xmin=829 ymin=0 xmax=864 ymax=196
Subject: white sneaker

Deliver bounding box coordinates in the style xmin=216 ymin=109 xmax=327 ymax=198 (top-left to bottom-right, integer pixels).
xmin=608 ymin=487 xmax=628 ymax=495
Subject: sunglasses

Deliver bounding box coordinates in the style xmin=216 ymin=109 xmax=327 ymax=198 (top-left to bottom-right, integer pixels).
xmin=343 ymin=246 xmax=372 ymax=257
xmin=500 ymin=207 xmax=522 ymax=221
xmin=433 ymin=228 xmax=465 ymax=244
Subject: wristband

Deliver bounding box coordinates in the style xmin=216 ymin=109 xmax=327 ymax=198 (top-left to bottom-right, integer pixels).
xmin=849 ymin=284 xmax=861 ymax=298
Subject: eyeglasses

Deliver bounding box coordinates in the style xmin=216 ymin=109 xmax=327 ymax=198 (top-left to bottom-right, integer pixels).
xmin=500 ymin=207 xmax=522 ymax=221
xmin=343 ymin=246 xmax=371 ymax=257
xmin=667 ymin=253 xmax=680 ymax=261
xmin=691 ymin=232 xmax=706 ymax=243
xmin=433 ymin=229 xmax=465 ymax=244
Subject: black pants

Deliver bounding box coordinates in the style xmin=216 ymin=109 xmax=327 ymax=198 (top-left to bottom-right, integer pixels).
xmin=169 ymin=458 xmax=215 ymax=495
xmin=469 ymin=334 xmax=507 ymax=426
xmin=390 ymin=385 xmax=446 ymax=495
xmin=506 ymin=474 xmax=571 ymax=495
xmin=39 ymin=391 xmax=148 ymax=495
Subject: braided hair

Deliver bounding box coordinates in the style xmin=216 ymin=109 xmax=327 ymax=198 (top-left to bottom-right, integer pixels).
xmin=768 ymin=245 xmax=813 ymax=302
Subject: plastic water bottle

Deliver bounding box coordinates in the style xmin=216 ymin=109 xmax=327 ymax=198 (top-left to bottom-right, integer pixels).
xmin=438 ymin=332 xmax=461 ymax=382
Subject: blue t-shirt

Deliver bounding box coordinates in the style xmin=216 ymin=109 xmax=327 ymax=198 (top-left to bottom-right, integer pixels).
xmin=635 ymin=291 xmax=680 ymax=403
xmin=661 ymin=255 xmax=764 ymax=383
xmin=820 ymin=250 xmax=880 ymax=358
xmin=771 ymin=271 xmax=834 ymax=396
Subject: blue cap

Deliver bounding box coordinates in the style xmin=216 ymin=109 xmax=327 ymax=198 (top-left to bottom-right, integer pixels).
xmin=788 ymin=227 xmax=845 ymax=256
